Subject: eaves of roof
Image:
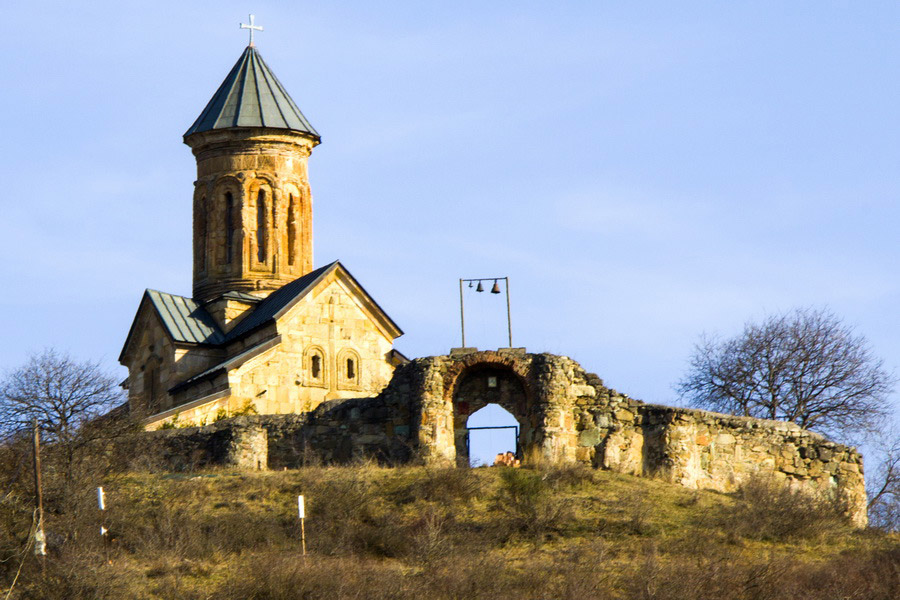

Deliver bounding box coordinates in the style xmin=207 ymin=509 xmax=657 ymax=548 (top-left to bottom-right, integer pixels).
xmin=169 ymin=335 xmax=282 ymax=394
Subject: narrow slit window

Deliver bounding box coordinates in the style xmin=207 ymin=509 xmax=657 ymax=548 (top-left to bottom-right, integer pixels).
xmin=147 ymin=366 xmax=158 ymax=406
xmin=257 ymin=190 xmax=267 ymax=263
xmin=272 ymin=193 xmax=277 ymax=229
xmin=346 ymin=358 xmax=356 ymax=380
xmin=311 ymin=354 xmax=321 ymax=379
xmin=225 ymin=192 xmax=234 ymax=264
xmin=198 ymin=197 xmax=207 ymax=271
xmin=287 ymin=194 xmax=296 ymax=266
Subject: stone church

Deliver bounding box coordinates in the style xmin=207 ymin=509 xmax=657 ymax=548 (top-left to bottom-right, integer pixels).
xmin=119 ymin=43 xmax=406 ymax=429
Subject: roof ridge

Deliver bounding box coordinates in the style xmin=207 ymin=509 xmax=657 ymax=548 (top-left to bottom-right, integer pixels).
xmin=146 ymin=288 xmax=189 ymax=299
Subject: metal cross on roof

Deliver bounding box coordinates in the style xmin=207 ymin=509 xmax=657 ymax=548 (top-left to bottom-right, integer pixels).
xmin=240 ymin=14 xmax=263 ymax=46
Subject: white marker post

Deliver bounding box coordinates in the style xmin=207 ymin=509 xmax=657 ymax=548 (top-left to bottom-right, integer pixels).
xmin=98 ymin=487 xmax=109 ymax=563
xmin=298 ymin=495 xmax=307 ymax=557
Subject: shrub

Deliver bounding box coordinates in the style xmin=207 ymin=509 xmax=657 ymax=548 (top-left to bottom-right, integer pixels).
xmin=493 ymin=468 xmax=573 ymax=542
xmin=209 ymin=553 xmax=410 ymax=600
xmin=392 ymin=466 xmax=482 ymax=504
xmin=537 ymin=460 xmax=597 ymax=490
xmin=718 ymin=476 xmax=849 ymax=542
xmin=14 ymin=549 xmax=137 ymax=600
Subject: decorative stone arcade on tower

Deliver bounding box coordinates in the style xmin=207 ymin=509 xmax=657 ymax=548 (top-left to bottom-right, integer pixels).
xmin=120 ymin=38 xmax=405 ymax=427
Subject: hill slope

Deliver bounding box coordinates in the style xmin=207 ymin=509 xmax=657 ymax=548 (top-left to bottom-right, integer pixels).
xmin=3 ymin=464 xmax=898 ymax=599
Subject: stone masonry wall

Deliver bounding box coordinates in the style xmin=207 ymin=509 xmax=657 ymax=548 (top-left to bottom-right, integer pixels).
xmin=144 ymin=419 xmax=268 ymax=471
xmin=141 ymin=350 xmax=869 ymax=526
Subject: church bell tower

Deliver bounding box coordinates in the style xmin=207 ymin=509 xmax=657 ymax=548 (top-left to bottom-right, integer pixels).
xmin=184 ymin=43 xmax=320 ymax=304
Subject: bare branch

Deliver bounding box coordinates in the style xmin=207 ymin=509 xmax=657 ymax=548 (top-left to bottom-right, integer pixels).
xmin=0 ymin=349 xmax=125 ymax=444
xmin=676 ymin=308 xmax=895 ymax=441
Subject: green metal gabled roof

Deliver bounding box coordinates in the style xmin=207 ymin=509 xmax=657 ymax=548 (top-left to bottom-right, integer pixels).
xmin=144 ymin=290 xmax=226 ymax=345
xmin=184 ymin=45 xmax=319 ymax=139
xmin=119 ymin=289 xmax=227 ymax=364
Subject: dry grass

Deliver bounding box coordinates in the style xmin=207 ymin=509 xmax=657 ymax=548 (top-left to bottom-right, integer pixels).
xmin=1 ymin=464 xmax=898 ymax=599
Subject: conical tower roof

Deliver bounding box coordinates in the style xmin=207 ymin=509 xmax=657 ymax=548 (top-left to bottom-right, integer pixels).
xmin=185 ymin=46 xmax=319 ymax=139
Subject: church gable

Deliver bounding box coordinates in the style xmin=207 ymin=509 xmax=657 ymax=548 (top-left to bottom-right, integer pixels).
xmin=224 ymin=261 xmax=402 ymax=344
xmin=138 ymin=262 xmax=403 ymax=428
xmin=120 ymin=291 xmax=228 ymax=416
xmin=118 ymin=298 xmax=181 ymax=415
xmin=120 ymin=290 xmax=225 ymax=363
xmin=274 ymin=265 xmax=402 ymax=344
xmin=218 ymin=262 xmax=402 ymax=414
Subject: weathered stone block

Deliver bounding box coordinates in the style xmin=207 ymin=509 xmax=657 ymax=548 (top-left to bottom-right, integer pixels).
xmin=578 ymin=428 xmax=603 ymax=447
xmin=572 ymin=385 xmax=596 ymax=398
xmin=615 ymin=409 xmax=634 ymax=421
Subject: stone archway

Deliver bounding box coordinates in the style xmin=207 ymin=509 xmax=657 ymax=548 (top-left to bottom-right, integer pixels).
xmin=412 ymin=350 xmax=584 ymax=466
xmin=451 ymin=364 xmax=534 ymax=467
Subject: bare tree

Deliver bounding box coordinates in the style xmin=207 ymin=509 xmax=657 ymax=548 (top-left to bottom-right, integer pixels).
xmin=0 ymin=349 xmax=124 ymax=442
xmin=0 ymin=350 xmax=128 ymax=490
xmin=867 ymin=429 xmax=900 ymax=531
xmin=677 ymin=308 xmax=894 ymax=440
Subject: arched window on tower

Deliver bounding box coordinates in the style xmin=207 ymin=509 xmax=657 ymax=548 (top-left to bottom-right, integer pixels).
xmin=224 ymin=191 xmax=234 ymax=265
xmin=271 ymin=194 xmax=278 ymax=272
xmin=287 ymin=194 xmax=297 ymax=266
xmin=257 ymin=190 xmax=267 ymax=263
xmin=198 ymin=197 xmax=207 ymax=272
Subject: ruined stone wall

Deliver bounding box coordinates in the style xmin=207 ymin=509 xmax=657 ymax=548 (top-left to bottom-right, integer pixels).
xmin=589 ymin=404 xmax=867 ymax=526
xmin=143 ymin=418 xmax=269 ymax=471
xmin=140 ymin=359 xmax=422 ymax=469
xmin=139 ymin=350 xmax=869 ymax=526
xmin=408 ymin=350 xmax=600 ymax=465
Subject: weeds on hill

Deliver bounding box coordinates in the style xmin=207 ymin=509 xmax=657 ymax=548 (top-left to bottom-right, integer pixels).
xmin=493 ymin=467 xmax=573 ymax=542
xmin=2 ymin=464 xmax=898 ymax=599
xmin=716 ymin=475 xmax=849 ymax=542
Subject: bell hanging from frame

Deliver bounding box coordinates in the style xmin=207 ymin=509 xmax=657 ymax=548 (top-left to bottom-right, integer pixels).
xmin=490 ymin=280 xmax=501 ymax=294
xmin=476 ymin=281 xmax=484 ymax=292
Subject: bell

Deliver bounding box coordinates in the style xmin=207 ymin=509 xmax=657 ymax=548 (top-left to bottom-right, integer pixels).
xmin=476 ymin=281 xmax=484 ymax=292
xmin=490 ymin=280 xmax=501 ymax=294
xmin=468 ymin=281 xmax=473 ymax=288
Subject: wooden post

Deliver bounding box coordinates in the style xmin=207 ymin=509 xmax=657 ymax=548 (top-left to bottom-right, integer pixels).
xmin=298 ymin=495 xmax=307 ymax=558
xmin=504 ymin=277 xmax=512 ymax=348
xmin=459 ymin=279 xmax=466 ymax=348
xmin=32 ymin=418 xmax=46 ymax=565
xmin=301 ymin=518 xmax=307 ymax=557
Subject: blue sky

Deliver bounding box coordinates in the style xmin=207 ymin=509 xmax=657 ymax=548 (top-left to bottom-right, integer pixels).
xmin=2 ymin=3 xmax=899 ymax=458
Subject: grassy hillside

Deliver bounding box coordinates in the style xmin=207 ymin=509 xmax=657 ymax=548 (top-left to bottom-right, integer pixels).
xmin=2 ymin=464 xmax=898 ymax=599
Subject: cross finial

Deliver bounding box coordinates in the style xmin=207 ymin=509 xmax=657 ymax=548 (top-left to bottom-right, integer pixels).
xmin=240 ymin=14 xmax=263 ymax=47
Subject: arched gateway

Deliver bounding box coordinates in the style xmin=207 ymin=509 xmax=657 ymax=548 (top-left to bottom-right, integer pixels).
xmin=411 ymin=349 xmax=586 ymax=466
xmin=451 ymin=364 xmax=531 ymax=466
